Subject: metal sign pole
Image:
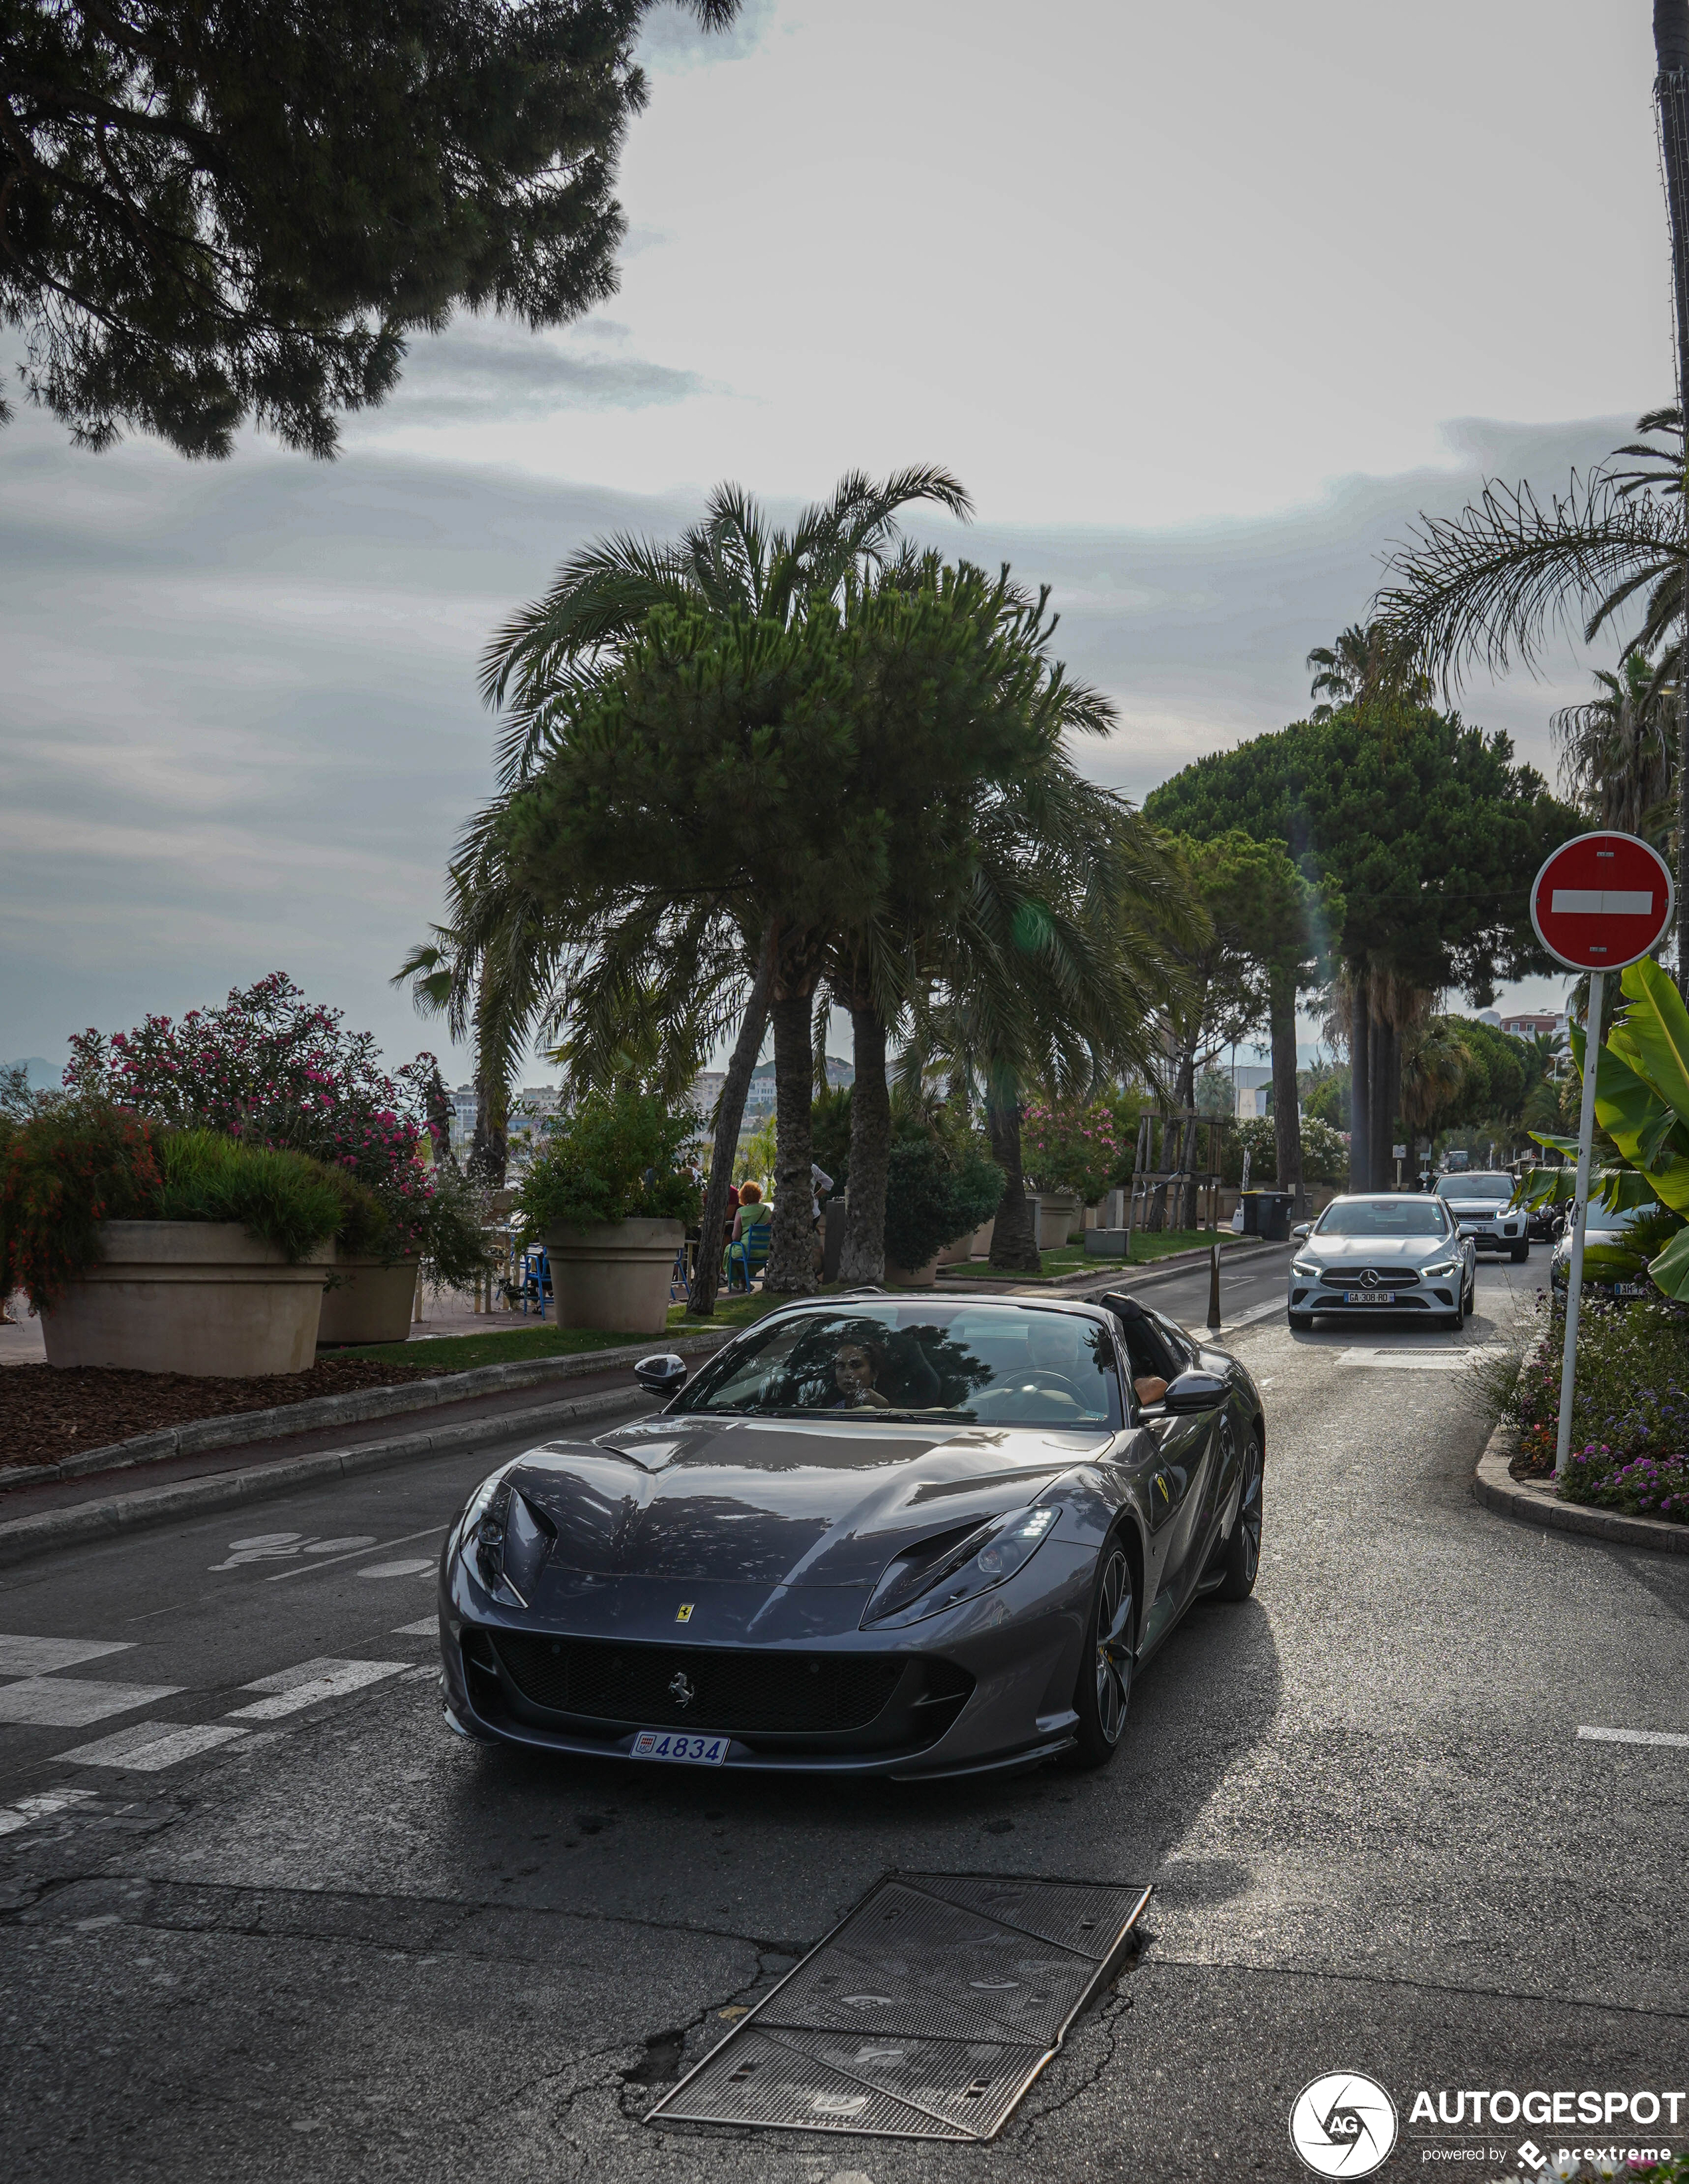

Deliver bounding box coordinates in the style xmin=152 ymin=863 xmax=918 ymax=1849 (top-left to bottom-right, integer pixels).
xmin=1555 ymin=969 xmax=1605 ymax=1479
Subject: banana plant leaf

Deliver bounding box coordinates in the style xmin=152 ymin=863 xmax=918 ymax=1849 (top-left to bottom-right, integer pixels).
xmin=1650 ymin=1225 xmax=1689 ymax=1302
xmin=1611 ymin=957 xmax=1689 ymax=1132
xmin=1571 ymin=1018 xmax=1689 ymax=1215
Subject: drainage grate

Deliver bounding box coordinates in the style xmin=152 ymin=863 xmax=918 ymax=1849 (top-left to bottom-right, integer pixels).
xmin=645 ymin=1871 xmax=1152 ymax=2141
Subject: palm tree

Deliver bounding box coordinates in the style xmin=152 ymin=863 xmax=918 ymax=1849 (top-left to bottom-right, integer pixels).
xmin=1552 ymin=652 xmax=1675 ymax=846
xmin=401 ymin=465 xmax=972 ymax=1300
xmin=1305 ymin=622 xmax=1432 ymax=721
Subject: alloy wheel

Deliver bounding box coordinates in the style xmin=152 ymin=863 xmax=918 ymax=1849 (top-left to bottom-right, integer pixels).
xmin=1094 ymin=1548 xmax=1134 ymax=1746
xmin=1235 ymin=1439 xmax=1263 ymax=1586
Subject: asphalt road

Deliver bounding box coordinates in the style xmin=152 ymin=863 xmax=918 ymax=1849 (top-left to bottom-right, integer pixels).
xmin=3 ymin=1252 xmax=1686 ymax=2183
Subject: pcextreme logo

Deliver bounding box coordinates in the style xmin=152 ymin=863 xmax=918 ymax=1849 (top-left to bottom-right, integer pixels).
xmin=1289 ymin=2073 xmax=1400 ymax=2177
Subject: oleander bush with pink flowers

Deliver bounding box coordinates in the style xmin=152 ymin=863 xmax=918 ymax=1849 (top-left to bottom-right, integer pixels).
xmin=61 ymin=973 xmax=489 ymax=1285
xmin=1021 ymin=1099 xmax=1123 ymax=1204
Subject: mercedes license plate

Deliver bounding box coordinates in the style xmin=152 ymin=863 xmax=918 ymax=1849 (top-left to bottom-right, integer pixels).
xmin=1344 ymin=1290 xmax=1396 ymax=1304
xmin=632 ymin=1730 xmax=728 ymax=1766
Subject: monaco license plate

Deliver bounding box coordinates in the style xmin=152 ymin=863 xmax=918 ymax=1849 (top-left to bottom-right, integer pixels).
xmin=632 ymin=1730 xmax=728 ymax=1766
xmin=1344 ymin=1290 xmax=1396 ymax=1304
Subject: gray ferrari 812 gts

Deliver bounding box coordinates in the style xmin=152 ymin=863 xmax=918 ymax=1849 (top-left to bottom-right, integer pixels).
xmin=437 ymin=1290 xmax=1264 ymax=1780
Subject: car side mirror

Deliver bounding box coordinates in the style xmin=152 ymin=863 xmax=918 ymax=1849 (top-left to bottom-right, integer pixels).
xmin=634 ymin=1352 xmax=688 ymax=1395
xmin=1162 ymin=1369 xmax=1228 ymax=1413
xmin=1290 ymin=1223 xmax=1311 ymax=1241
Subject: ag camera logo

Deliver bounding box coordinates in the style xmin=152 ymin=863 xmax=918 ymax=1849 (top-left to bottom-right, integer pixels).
xmin=1289 ymin=2072 xmax=1400 ymax=2177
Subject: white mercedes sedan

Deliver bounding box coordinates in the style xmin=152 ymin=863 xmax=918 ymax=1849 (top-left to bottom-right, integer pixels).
xmin=1287 ymin=1193 xmax=1478 ymax=1332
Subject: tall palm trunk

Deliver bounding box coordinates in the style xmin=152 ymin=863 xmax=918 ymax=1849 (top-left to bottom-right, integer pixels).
xmin=839 ymin=997 xmax=890 ymax=1285
xmin=1348 ymin=977 xmax=1370 ymax=1191
xmin=986 ymin=1078 xmax=1041 ymax=1271
xmin=1268 ymin=966 xmax=1305 ymax=1214
xmin=765 ymin=977 xmax=821 ymax=1295
xmin=1658 ymin=0 xmax=1689 ymax=982
xmin=1368 ymin=1015 xmax=1398 ymax=1189
xmin=688 ymin=942 xmax=771 ymax=1319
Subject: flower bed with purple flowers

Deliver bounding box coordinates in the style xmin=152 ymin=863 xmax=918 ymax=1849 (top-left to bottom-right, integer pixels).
xmin=1509 ymin=1292 xmax=1689 ymax=1523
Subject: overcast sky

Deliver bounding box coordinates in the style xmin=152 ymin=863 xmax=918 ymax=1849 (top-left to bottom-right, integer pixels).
xmin=0 ymin=0 xmax=1670 ymax=1082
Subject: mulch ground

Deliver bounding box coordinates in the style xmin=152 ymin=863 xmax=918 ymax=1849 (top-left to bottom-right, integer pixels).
xmin=0 ymin=1356 xmax=438 ymax=1473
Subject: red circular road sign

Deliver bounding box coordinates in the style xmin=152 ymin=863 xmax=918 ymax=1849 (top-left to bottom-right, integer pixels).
xmin=1530 ymin=830 xmax=1676 ymax=972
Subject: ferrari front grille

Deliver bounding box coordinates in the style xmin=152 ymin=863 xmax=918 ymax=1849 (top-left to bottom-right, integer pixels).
xmin=489 ymin=1632 xmax=910 ymax=1734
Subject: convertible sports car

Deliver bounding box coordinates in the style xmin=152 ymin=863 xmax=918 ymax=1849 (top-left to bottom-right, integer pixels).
xmin=437 ymin=1292 xmax=1264 ymax=1780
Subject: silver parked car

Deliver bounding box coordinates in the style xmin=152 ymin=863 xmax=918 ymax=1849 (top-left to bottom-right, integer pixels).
xmin=1432 ymin=1169 xmax=1530 ymax=1263
xmin=1287 ymin=1193 xmax=1477 ymax=1332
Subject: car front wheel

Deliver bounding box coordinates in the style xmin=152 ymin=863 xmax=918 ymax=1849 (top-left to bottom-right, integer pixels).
xmin=1288 ymin=1310 xmax=1313 ymax=1332
xmin=1217 ymin=1433 xmax=1263 ymax=1601
xmin=1063 ymin=1539 xmax=1136 ymax=1769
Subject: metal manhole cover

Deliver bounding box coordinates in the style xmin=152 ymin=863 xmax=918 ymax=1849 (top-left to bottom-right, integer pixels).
xmin=646 ymin=1871 xmax=1152 ymax=2141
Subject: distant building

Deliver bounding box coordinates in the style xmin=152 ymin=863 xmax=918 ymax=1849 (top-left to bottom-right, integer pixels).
xmin=1499 ymin=1011 xmax=1567 ymax=1044
xmin=1228 ymin=1063 xmax=1273 ymax=1121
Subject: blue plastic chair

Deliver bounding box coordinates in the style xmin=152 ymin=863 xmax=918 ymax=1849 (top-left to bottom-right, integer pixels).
xmin=519 ymin=1245 xmax=550 ymax=1320
xmin=725 ymin=1215 xmax=772 ymax=1292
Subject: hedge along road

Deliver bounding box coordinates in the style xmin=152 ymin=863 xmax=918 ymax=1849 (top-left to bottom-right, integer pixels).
xmin=1 ymin=1255 xmax=1686 ymax=2184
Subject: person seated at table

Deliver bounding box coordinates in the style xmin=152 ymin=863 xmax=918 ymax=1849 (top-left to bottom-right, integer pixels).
xmin=730 ymin=1181 xmax=771 ymax=1250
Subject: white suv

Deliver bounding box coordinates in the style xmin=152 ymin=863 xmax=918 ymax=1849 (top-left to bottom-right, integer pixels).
xmin=1432 ymin=1171 xmax=1529 ymax=1263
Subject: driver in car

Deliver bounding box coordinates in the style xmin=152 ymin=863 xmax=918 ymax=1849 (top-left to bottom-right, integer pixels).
xmin=831 ymin=1340 xmax=891 ymax=1409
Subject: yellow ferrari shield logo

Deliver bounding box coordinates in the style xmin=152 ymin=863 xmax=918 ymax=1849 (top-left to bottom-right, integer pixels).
xmin=676 ymin=1603 xmax=694 ymax=1624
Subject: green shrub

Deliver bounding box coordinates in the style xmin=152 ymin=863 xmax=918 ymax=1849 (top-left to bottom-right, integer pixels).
xmin=810 ymin=1084 xmax=853 ymax=1195
xmin=518 ymin=1088 xmax=702 ymax=1236
xmin=0 ymin=1100 xmax=161 ymax=1308
xmin=152 ymin=1130 xmax=349 ymax=1261
xmin=0 ymin=1106 xmax=346 ymax=1309
xmin=884 ymin=1137 xmax=1004 ymax=1271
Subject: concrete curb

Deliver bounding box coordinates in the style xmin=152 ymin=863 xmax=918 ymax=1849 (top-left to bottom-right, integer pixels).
xmin=936 ymin=1239 xmax=1287 ymax=1298
xmin=1474 ymin=1418 xmax=1689 ymax=1556
xmin=1 ymin=1326 xmax=733 ymax=1495
xmin=0 ymin=1383 xmax=657 ymax=1572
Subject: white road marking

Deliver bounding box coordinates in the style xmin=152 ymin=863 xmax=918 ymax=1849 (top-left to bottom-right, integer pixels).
xmin=0 ymin=1787 xmax=96 ymax=1835
xmin=392 ymin=1618 xmax=438 ymax=1638
xmin=0 ymin=1677 xmax=184 ymax=1727
xmin=226 ymin=1657 xmax=407 ymax=1721
xmin=1578 ymin=1725 xmax=1689 ymax=1749
xmin=1220 ymin=1300 xmax=1285 ymax=1332
xmin=358 ymin=1559 xmax=436 ymax=1580
xmin=61 ymin=1721 xmax=249 ymax=1772
xmin=0 ymin=1636 xmax=134 ymax=1677
xmin=267 ymin=1525 xmax=446 ymax=1583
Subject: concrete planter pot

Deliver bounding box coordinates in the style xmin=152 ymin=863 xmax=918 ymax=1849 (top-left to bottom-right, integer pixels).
xmin=886 ymin=1255 xmax=940 ymax=1287
xmin=970 ymin=1217 xmax=995 ymax=1257
xmin=936 ymin=1233 xmax=974 ymax=1267
xmin=541 ymin=1219 xmax=682 ymax=1336
xmin=315 ymin=1257 xmax=420 ymax=1348
xmin=1035 ymin=1192 xmax=1082 ymax=1249
xmin=41 ymin=1222 xmax=331 ymax=1378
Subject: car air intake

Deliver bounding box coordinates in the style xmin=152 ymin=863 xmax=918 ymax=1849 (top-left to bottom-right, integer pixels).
xmin=489 ymin=1632 xmax=916 ymax=1735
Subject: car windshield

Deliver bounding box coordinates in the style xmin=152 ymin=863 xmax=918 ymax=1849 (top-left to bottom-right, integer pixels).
xmin=1315 ymin=1198 xmax=1449 ymax=1238
xmin=671 ymin=1301 xmax=1124 ymax=1431
xmin=1591 ymin=1201 xmax=1659 ymax=1233
xmin=1436 ymin=1173 xmax=1515 ymax=1200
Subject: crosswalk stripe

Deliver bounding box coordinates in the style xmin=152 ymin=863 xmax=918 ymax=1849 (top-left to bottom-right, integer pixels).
xmin=59 ymin=1721 xmax=249 ymax=1772
xmin=1578 ymin=1724 xmax=1689 ymax=1749
xmin=0 ymin=1787 xmax=97 ymax=1834
xmin=392 ymin=1618 xmax=438 ymax=1638
xmin=0 ymin=1678 xmax=184 ymax=1727
xmin=0 ymin=1636 xmax=133 ymax=1677
xmin=227 ymin=1657 xmax=407 ymax=1721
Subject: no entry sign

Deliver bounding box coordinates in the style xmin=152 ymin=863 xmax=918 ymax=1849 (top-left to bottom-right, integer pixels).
xmin=1530 ymin=831 xmax=1675 ymax=973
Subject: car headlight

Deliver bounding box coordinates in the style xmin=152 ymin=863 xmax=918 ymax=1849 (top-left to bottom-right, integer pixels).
xmin=1291 ymin=1257 xmax=1321 ymax=1278
xmin=862 ymin=1506 xmax=1059 ymax=1628
xmin=1424 ymin=1258 xmax=1459 ymax=1278
xmin=455 ymin=1467 xmax=532 ymax=1605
